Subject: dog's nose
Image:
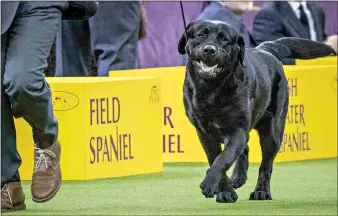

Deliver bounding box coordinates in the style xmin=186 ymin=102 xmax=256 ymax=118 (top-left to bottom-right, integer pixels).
xmin=203 ymin=45 xmax=216 ymax=55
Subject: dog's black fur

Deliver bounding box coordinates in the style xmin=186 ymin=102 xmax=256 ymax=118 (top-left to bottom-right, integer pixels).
xmin=178 ymin=20 xmax=336 ymax=203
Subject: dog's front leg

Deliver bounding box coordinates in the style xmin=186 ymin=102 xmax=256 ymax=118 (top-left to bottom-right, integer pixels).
xmin=196 ymin=129 xmax=222 ymax=167
xmin=200 ymin=128 xmax=248 ymax=203
xmin=196 ymin=129 xmax=222 ymax=199
xmin=230 ymin=145 xmax=249 ymax=189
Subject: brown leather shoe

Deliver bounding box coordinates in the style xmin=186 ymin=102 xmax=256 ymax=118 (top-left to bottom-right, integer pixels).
xmin=31 ymin=140 xmax=62 ymax=203
xmin=1 ymin=182 xmax=26 ymax=213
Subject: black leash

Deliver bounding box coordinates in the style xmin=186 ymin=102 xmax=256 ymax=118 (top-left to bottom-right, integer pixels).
xmin=180 ymin=1 xmax=188 ymax=37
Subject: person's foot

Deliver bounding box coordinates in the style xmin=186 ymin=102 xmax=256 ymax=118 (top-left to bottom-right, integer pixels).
xmin=31 ymin=140 xmax=62 ymax=203
xmin=1 ymin=182 xmax=26 ymax=213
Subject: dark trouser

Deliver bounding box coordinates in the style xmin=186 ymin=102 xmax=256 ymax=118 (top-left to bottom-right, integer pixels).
xmin=55 ymin=1 xmax=141 ymax=77
xmin=55 ymin=20 xmax=92 ymax=77
xmin=1 ymin=2 xmax=67 ymax=187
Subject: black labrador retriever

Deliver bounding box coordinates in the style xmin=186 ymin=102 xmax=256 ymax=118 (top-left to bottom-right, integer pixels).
xmin=178 ymin=20 xmax=336 ymax=203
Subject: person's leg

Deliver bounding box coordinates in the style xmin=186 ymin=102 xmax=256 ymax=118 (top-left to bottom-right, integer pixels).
xmin=1 ymin=32 xmax=21 ymax=188
xmin=1 ymin=26 xmax=26 ymax=214
xmin=2 ymin=1 xmax=68 ymax=203
xmin=0 ymin=96 xmax=25 ymax=212
xmin=1 ymin=92 xmax=21 ymax=187
xmin=55 ymin=20 xmax=93 ymax=77
xmin=89 ymin=1 xmax=141 ymax=76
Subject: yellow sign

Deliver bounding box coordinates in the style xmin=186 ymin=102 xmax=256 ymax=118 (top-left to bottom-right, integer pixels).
xmin=276 ymin=65 xmax=337 ymax=162
xmin=111 ymin=67 xmax=207 ymax=162
xmin=110 ymin=63 xmax=337 ymax=163
xmin=296 ymin=56 xmax=337 ymax=65
xmin=15 ymin=77 xmax=163 ymax=180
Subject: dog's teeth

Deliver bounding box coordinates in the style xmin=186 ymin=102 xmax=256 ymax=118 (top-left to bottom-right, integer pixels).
xmin=200 ymin=61 xmax=218 ymax=72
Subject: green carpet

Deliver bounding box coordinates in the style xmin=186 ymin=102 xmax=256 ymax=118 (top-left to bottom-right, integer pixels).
xmin=5 ymin=158 xmax=337 ymax=215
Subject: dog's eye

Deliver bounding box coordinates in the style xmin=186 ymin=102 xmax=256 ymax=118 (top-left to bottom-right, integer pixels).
xmin=197 ymin=34 xmax=205 ymax=39
xmin=219 ymin=36 xmax=227 ymax=43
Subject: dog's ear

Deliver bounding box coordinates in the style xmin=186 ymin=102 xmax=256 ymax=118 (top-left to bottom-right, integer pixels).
xmin=178 ymin=23 xmax=192 ymax=55
xmin=237 ymin=35 xmax=246 ymax=67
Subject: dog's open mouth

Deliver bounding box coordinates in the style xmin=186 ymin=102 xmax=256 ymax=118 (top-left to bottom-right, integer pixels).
xmin=192 ymin=60 xmax=222 ymax=79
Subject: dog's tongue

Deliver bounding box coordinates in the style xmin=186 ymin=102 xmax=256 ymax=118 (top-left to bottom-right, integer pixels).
xmin=200 ymin=61 xmax=218 ymax=72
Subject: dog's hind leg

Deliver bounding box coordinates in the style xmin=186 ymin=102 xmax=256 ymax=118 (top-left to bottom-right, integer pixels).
xmin=250 ymin=81 xmax=288 ymax=201
xmin=249 ymin=115 xmax=282 ymax=200
xmin=230 ymin=145 xmax=249 ymax=189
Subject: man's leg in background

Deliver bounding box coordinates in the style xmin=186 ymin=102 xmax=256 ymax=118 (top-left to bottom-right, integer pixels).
xmin=89 ymin=1 xmax=141 ymax=76
xmin=2 ymin=1 xmax=67 ymax=206
xmin=55 ymin=20 xmax=93 ymax=76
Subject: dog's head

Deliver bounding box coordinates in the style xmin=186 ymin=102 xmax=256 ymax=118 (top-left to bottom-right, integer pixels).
xmin=178 ymin=20 xmax=245 ymax=79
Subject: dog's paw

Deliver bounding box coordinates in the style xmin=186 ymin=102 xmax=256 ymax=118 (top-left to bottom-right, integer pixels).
xmin=200 ymin=169 xmax=223 ymax=198
xmin=216 ymin=188 xmax=238 ymax=203
xmin=249 ymin=191 xmax=272 ymax=200
xmin=230 ymin=173 xmax=247 ymax=189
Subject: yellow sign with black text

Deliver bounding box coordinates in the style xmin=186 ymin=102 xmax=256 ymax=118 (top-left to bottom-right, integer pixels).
xmin=110 ymin=63 xmax=337 ymax=163
xmin=15 ymin=77 xmax=163 ymax=180
xmin=111 ymin=67 xmax=206 ymax=162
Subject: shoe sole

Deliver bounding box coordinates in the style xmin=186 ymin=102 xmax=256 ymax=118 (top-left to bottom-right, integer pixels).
xmin=1 ymin=203 xmax=26 ymax=213
xmin=31 ymin=181 xmax=61 ymax=203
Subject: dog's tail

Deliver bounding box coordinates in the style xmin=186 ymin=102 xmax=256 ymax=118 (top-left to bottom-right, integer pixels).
xmin=257 ymin=37 xmax=336 ymax=61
